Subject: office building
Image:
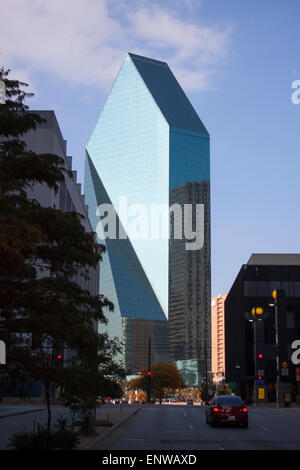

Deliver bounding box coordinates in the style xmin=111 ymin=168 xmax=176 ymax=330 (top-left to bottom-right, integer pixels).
xmin=225 ymin=254 xmax=300 ymax=403
xmin=85 ymin=53 xmax=211 ymax=377
xmin=1 ymin=111 xmax=99 ymax=398
xmin=211 ymin=294 xmax=227 ymax=384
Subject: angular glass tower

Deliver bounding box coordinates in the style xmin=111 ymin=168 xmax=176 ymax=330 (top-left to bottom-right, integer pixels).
xmin=85 ymin=53 xmax=211 ymax=378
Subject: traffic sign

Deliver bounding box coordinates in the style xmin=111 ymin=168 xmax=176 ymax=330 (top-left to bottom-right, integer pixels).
xmin=281 ymin=368 xmax=289 ymax=376
xmin=282 ymin=361 xmax=288 ymax=368
xmin=256 ymin=379 xmax=265 ymax=385
xmin=257 ymin=369 xmax=264 ymax=376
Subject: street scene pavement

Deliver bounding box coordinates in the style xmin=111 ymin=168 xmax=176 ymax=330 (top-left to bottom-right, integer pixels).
xmin=96 ymin=403 xmax=300 ymax=451
xmin=1 ymin=402 xmax=300 ymax=451
xmin=0 ymin=403 xmax=140 ymax=450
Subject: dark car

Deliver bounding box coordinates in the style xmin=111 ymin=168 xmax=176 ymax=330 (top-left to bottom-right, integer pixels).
xmin=186 ymin=399 xmax=193 ymax=405
xmin=206 ymin=395 xmax=248 ymax=428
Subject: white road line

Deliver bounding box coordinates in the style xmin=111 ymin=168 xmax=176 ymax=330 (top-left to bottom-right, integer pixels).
xmin=260 ymin=426 xmax=271 ymax=432
xmin=182 ymin=409 xmax=187 ymax=418
xmin=122 ymin=438 xmax=145 ymax=441
xmin=189 ymin=424 xmax=194 ymax=430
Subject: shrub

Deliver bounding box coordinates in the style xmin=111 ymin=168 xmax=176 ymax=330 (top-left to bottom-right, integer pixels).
xmin=76 ymin=412 xmax=96 ymax=437
xmin=8 ymin=427 xmax=56 ymax=450
xmin=52 ymin=429 xmax=79 ymax=450
xmin=8 ymin=423 xmax=79 ymax=450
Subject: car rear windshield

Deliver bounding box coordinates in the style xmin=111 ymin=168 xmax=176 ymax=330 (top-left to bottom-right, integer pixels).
xmin=216 ymin=396 xmax=243 ymax=405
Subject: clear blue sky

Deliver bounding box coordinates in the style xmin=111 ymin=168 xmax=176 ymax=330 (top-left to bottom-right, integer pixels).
xmin=1 ymin=0 xmax=300 ymax=297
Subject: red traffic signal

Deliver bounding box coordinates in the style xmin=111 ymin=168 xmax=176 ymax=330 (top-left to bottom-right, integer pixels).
xmin=147 ymin=371 xmax=152 ymax=376
xmin=57 ymin=354 xmax=62 ymax=360
xmin=258 ymin=354 xmax=263 ymax=359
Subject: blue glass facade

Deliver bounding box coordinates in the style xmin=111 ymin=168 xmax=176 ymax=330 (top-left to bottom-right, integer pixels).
xmin=85 ymin=53 xmax=210 ymax=376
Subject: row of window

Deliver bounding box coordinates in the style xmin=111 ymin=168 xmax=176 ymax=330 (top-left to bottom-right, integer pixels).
xmin=244 ymin=281 xmax=300 ymax=297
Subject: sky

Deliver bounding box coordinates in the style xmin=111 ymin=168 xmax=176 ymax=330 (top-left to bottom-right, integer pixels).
xmin=1 ymin=0 xmax=300 ymax=297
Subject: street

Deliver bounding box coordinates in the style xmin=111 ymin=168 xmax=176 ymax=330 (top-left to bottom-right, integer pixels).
xmin=1 ymin=403 xmax=300 ymax=451
xmin=100 ymin=404 xmax=300 ymax=451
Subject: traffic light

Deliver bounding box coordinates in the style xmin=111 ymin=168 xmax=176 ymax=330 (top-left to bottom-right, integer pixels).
xmin=258 ymin=353 xmax=263 ymax=359
xmin=147 ymin=371 xmax=152 ymax=376
xmin=57 ymin=354 xmax=62 ymax=360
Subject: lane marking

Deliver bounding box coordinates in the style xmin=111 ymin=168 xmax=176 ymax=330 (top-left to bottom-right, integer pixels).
xmin=260 ymin=426 xmax=271 ymax=432
xmin=122 ymin=438 xmax=145 ymax=441
xmin=182 ymin=409 xmax=187 ymax=418
xmin=189 ymin=424 xmax=194 ymax=430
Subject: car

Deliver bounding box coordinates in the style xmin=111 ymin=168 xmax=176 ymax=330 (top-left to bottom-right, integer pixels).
xmin=206 ymin=395 xmax=248 ymax=428
xmin=186 ymin=399 xmax=193 ymax=405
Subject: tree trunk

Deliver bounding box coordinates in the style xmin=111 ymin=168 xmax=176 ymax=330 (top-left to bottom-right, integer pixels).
xmin=45 ymin=384 xmax=52 ymax=434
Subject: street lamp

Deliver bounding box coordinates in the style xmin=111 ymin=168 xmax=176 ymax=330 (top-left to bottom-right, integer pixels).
xmin=272 ymin=290 xmax=280 ymax=408
xmin=251 ymin=306 xmax=264 ymax=407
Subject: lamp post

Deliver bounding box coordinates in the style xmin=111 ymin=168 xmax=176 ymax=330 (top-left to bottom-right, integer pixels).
xmin=272 ymin=290 xmax=280 ymax=408
xmin=250 ymin=306 xmax=263 ymax=407
xmin=147 ymin=337 xmax=152 ymax=403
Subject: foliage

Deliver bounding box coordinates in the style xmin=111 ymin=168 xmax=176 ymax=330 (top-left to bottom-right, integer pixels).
xmin=128 ymin=390 xmax=136 ymax=404
xmin=128 ymin=362 xmax=184 ymax=400
xmin=200 ymin=383 xmax=216 ymax=403
xmin=61 ymin=335 xmax=123 ymax=425
xmin=200 ymin=383 xmax=210 ymax=403
xmin=76 ymin=412 xmax=97 ymax=437
xmin=136 ymin=391 xmax=147 ymax=403
xmin=0 ymin=67 xmax=123 ymax=432
xmin=7 ymin=422 xmax=79 ymax=450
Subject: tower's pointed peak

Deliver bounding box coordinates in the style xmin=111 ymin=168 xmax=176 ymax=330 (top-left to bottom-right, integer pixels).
xmin=125 ymin=52 xmax=209 ymax=136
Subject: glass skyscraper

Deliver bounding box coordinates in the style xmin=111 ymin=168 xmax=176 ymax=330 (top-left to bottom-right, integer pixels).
xmin=85 ymin=53 xmax=211 ymax=378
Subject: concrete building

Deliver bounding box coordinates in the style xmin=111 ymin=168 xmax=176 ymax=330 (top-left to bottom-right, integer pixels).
xmin=211 ymin=294 xmax=227 ymax=384
xmin=225 ymin=254 xmax=300 ymax=404
xmin=1 ymin=110 xmax=99 ymax=398
xmin=85 ymin=53 xmax=211 ymax=378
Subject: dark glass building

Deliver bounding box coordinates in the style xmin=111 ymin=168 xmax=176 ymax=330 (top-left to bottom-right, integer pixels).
xmin=85 ymin=53 xmax=211 ymax=377
xmin=225 ymin=254 xmax=300 ymax=403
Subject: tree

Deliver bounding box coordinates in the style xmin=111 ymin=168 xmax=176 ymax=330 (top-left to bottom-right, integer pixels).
xmin=200 ymin=382 xmax=216 ymax=403
xmin=61 ymin=334 xmax=123 ymax=426
xmin=136 ymin=391 xmax=147 ymax=404
xmin=128 ymin=362 xmax=184 ymax=402
xmin=0 ymin=67 xmax=122 ymax=433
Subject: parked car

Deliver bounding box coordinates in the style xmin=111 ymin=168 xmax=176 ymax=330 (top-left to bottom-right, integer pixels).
xmin=186 ymin=399 xmax=193 ymax=405
xmin=206 ymin=395 xmax=248 ymax=428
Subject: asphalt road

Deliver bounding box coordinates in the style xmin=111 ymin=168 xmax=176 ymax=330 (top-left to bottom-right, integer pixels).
xmin=102 ymin=404 xmax=300 ymax=450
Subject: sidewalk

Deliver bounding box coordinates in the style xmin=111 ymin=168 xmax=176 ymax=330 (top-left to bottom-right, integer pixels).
xmin=0 ymin=405 xmax=45 ymax=419
xmin=78 ymin=404 xmax=142 ymax=450
xmin=250 ymin=402 xmax=300 ymax=409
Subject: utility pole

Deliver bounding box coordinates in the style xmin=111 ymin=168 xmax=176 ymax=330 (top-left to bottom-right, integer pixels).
xmin=253 ymin=312 xmax=257 ymax=408
xmin=205 ymin=338 xmax=208 ymax=385
xmin=147 ymin=337 xmax=152 ymax=403
xmin=273 ymin=290 xmax=280 ymax=408
xmin=251 ymin=307 xmax=263 ymax=408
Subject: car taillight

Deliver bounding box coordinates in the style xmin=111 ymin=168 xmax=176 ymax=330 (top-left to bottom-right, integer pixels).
xmin=213 ymin=407 xmax=219 ymax=412
xmin=242 ymin=407 xmax=248 ymax=412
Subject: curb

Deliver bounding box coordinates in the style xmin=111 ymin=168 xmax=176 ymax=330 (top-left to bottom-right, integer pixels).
xmin=80 ymin=406 xmax=142 ymax=450
xmin=0 ymin=408 xmax=45 ymax=420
